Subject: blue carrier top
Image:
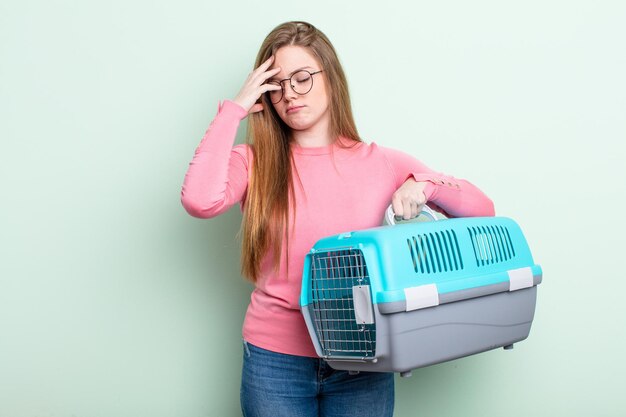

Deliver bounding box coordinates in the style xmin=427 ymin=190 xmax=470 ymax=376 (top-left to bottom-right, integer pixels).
xmin=300 ymin=216 xmax=542 ymax=314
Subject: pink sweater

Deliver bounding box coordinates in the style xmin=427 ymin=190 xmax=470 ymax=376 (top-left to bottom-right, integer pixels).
xmin=181 ymin=99 xmax=495 ymax=357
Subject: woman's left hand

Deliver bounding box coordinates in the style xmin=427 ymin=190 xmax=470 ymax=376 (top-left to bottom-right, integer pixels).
xmin=391 ymin=178 xmax=428 ymax=220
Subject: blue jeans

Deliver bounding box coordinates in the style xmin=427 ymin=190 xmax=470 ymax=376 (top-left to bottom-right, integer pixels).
xmin=240 ymin=340 xmax=395 ymax=417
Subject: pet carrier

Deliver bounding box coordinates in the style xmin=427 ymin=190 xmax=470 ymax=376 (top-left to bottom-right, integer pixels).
xmin=300 ymin=213 xmax=542 ymax=377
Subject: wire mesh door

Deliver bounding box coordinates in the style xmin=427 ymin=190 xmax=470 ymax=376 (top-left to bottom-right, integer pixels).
xmin=309 ymin=249 xmax=376 ymax=359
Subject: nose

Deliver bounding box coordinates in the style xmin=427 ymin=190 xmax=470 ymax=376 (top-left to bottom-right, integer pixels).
xmin=282 ymin=81 xmax=298 ymax=101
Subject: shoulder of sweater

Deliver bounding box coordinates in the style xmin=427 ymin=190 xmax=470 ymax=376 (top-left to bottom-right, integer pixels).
xmin=338 ymin=137 xmax=378 ymax=152
xmin=369 ymin=142 xmax=411 ymax=159
xmin=338 ymin=140 xmax=394 ymax=160
xmin=364 ymin=141 xmax=398 ymax=153
xmin=232 ymin=143 xmax=252 ymax=158
xmin=361 ymin=141 xmax=393 ymax=158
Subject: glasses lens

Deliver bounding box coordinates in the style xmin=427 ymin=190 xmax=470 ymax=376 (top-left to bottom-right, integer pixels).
xmin=291 ymin=70 xmax=313 ymax=95
xmin=267 ymin=81 xmax=282 ymax=104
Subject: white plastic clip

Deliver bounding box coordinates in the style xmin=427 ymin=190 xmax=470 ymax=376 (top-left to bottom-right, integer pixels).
xmin=353 ymin=285 xmax=375 ymax=324
xmin=508 ymin=267 xmax=534 ymax=291
xmin=404 ymin=284 xmax=439 ymax=311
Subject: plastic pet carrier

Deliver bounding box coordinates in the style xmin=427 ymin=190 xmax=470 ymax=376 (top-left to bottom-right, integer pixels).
xmin=300 ymin=211 xmax=542 ymax=377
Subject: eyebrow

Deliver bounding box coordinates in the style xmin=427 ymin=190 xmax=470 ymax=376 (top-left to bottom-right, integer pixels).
xmin=269 ymin=66 xmax=315 ymax=81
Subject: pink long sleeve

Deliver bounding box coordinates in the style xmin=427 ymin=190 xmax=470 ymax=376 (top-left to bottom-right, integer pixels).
xmin=180 ymin=100 xmax=251 ymax=218
xmin=379 ymin=146 xmax=496 ymax=218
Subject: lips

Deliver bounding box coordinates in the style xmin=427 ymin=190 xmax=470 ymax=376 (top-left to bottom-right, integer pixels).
xmin=287 ymin=105 xmax=305 ymax=114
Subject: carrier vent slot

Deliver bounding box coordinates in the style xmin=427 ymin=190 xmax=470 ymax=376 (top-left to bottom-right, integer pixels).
xmin=406 ymin=230 xmax=463 ymax=274
xmin=468 ymin=225 xmax=516 ymax=267
xmin=310 ymin=249 xmax=376 ymax=358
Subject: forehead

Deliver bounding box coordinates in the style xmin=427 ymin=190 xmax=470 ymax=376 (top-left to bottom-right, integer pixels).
xmin=270 ymin=45 xmax=321 ymax=75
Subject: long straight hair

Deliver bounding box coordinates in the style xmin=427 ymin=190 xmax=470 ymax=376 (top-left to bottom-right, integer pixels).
xmin=240 ymin=21 xmax=361 ymax=283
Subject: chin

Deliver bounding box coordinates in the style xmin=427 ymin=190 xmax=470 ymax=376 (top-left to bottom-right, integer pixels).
xmin=286 ymin=120 xmax=314 ymax=131
xmin=290 ymin=124 xmax=311 ymax=131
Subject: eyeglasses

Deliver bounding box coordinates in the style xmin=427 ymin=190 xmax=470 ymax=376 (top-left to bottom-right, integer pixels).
xmin=266 ymin=69 xmax=324 ymax=104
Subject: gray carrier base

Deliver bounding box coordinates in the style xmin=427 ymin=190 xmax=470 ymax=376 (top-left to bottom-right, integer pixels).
xmin=302 ymin=286 xmax=537 ymax=376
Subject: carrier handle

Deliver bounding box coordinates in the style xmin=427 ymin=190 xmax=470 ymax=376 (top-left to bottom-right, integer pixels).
xmin=384 ymin=204 xmax=439 ymax=225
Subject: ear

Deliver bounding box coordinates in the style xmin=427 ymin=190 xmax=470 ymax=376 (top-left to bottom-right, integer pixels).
xmin=250 ymin=103 xmax=265 ymax=113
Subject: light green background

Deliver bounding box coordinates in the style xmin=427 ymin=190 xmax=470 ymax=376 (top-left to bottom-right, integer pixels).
xmin=1 ymin=0 xmax=624 ymax=416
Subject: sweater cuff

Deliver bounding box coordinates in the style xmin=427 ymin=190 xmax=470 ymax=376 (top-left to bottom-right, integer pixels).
xmin=408 ymin=172 xmax=461 ymax=200
xmin=218 ymin=99 xmax=249 ymax=120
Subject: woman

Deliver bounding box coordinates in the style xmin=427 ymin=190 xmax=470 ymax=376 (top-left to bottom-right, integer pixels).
xmin=181 ymin=21 xmax=495 ymax=417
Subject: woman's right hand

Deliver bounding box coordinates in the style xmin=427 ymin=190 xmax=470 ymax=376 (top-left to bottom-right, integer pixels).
xmin=233 ymin=55 xmax=282 ymax=114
